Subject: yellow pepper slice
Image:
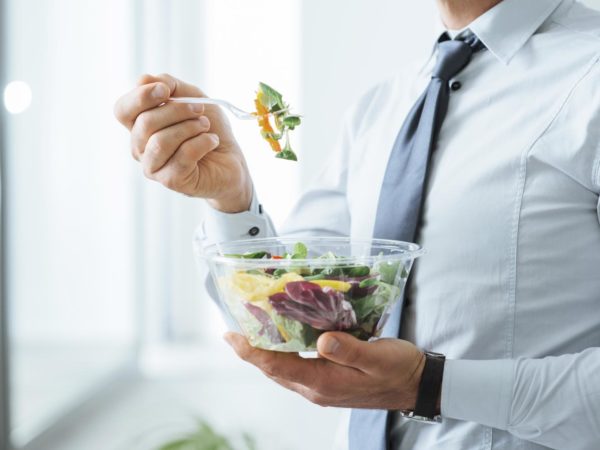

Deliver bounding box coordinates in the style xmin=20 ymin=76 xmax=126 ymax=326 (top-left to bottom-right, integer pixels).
xmin=229 ymin=271 xmax=304 ymax=302
xmin=255 ymin=97 xmax=281 ymax=153
xmin=310 ymin=279 xmax=352 ymax=292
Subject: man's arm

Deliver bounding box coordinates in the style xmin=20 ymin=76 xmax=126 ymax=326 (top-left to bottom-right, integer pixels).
xmin=444 ymin=188 xmax=600 ymax=448
xmin=442 ymin=348 xmax=600 ymax=450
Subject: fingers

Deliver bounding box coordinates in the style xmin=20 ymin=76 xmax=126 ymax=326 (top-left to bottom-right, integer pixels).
xmin=268 ymin=375 xmax=333 ymax=406
xmin=130 ymin=101 xmax=205 ymax=160
xmin=141 ymin=118 xmax=212 ymax=176
xmin=224 ymin=332 xmax=369 ymax=407
xmin=136 ymin=73 xmax=205 ymax=98
xmin=317 ymin=332 xmax=400 ymax=374
xmin=149 ymin=132 xmax=220 ymax=193
xmin=223 ymin=332 xmax=321 ymax=386
xmin=114 ymin=81 xmax=171 ymax=130
xmin=165 ymin=131 xmax=219 ymax=170
xmin=114 ymin=73 xmax=206 ymax=131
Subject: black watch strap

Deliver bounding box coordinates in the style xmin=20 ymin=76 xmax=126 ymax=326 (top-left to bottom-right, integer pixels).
xmin=413 ymin=351 xmax=446 ymax=419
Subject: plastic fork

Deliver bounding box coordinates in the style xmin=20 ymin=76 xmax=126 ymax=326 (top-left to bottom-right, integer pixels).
xmin=169 ymin=97 xmax=287 ymax=120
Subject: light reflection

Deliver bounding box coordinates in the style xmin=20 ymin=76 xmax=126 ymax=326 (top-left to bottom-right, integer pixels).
xmin=3 ymin=80 xmax=32 ymax=114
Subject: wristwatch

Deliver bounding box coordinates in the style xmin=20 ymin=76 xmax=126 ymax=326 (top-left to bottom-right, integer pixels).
xmin=399 ymin=351 xmax=446 ymax=423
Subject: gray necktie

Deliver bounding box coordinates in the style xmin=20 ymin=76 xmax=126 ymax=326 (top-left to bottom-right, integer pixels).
xmin=349 ymin=33 xmax=485 ymax=450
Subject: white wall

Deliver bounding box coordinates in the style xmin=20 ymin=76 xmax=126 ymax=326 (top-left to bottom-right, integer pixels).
xmin=5 ymin=0 xmax=137 ymax=344
xmin=298 ymin=1 xmax=438 ymax=184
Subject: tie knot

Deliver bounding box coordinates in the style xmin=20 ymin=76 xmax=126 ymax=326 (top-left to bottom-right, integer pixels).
xmin=432 ymin=38 xmax=476 ymax=82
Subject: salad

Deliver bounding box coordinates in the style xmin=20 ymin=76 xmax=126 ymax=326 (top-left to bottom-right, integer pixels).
xmin=254 ymin=82 xmax=301 ymax=161
xmin=218 ymin=242 xmax=408 ymax=352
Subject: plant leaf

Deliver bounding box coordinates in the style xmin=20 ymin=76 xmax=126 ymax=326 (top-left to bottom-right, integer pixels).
xmin=374 ymin=260 xmax=401 ymax=284
xmin=156 ymin=420 xmax=237 ymax=450
xmin=157 ymin=439 xmax=193 ymax=450
xmin=292 ymin=242 xmax=308 ymax=259
xmin=244 ymin=302 xmax=285 ymax=344
xmin=282 ymin=115 xmax=301 ymax=129
xmin=358 ymin=278 xmax=379 ymax=288
xmin=242 ymin=433 xmax=258 ymax=450
xmin=343 ymin=266 xmax=371 ymax=277
xmin=275 ymin=149 xmax=297 ymax=161
xmin=258 ymin=82 xmax=284 ymax=110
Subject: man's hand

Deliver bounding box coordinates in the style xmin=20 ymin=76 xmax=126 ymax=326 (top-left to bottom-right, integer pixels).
xmin=224 ymin=331 xmax=426 ymax=410
xmin=114 ymin=73 xmax=253 ymax=213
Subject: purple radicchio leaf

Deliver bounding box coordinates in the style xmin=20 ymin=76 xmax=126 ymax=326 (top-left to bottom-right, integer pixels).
xmin=268 ymin=281 xmax=357 ymax=331
xmin=244 ymin=302 xmax=284 ymax=344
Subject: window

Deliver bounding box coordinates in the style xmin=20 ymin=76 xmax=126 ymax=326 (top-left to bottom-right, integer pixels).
xmin=2 ymin=0 xmax=138 ymax=446
xmin=0 ymin=0 xmax=303 ymax=447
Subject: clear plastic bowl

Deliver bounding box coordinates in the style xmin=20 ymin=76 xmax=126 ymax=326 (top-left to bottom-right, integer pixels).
xmin=196 ymin=237 xmax=424 ymax=352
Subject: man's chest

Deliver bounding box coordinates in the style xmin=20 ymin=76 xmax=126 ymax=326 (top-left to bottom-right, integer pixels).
xmin=346 ymin=37 xmax=600 ymax=242
xmin=345 ymin=37 xmax=600 ymax=357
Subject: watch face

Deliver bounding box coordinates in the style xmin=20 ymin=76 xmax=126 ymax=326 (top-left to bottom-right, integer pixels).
xmin=424 ymin=351 xmax=445 ymax=359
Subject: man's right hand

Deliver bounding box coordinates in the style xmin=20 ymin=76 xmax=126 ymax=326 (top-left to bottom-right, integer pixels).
xmin=114 ymin=73 xmax=253 ymax=213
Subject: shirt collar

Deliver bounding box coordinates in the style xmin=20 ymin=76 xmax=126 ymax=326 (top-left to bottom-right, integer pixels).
xmin=425 ymin=0 xmax=567 ymax=68
xmin=469 ymin=0 xmax=565 ymax=65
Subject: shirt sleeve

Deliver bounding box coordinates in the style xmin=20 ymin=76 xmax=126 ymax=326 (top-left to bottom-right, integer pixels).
xmin=199 ymin=187 xmax=277 ymax=244
xmin=441 ymin=348 xmax=600 ymax=450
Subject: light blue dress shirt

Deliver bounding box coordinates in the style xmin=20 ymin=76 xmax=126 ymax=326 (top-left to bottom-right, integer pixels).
xmin=199 ymin=0 xmax=600 ymax=448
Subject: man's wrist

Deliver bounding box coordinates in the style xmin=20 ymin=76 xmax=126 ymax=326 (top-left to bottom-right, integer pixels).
xmin=408 ymin=352 xmax=426 ymax=410
xmin=207 ymin=195 xmax=251 ymax=213
xmin=401 ymin=351 xmax=446 ymax=422
xmin=207 ymin=176 xmax=253 ymax=213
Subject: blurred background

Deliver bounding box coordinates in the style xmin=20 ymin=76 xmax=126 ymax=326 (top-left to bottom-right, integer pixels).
xmin=1 ymin=1 xmax=598 ymax=450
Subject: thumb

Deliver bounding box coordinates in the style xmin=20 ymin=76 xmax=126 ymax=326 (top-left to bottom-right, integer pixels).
xmin=317 ymin=331 xmax=394 ymax=373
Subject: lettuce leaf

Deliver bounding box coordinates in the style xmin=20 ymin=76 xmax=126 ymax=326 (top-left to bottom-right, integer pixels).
xmin=258 ymin=82 xmax=285 ymax=111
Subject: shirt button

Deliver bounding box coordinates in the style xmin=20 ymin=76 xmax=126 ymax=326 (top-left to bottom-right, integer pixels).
xmin=248 ymin=226 xmax=260 ymax=236
xmin=451 ymin=81 xmax=462 ymax=91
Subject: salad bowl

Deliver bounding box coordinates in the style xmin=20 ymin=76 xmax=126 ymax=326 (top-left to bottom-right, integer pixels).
xmin=196 ymin=237 xmax=424 ymax=352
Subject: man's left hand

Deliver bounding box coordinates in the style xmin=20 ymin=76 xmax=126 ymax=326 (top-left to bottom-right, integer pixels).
xmin=224 ymin=331 xmax=425 ymax=410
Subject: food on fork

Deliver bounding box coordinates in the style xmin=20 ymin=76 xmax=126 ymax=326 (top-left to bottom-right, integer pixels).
xmin=254 ymin=82 xmax=301 ymax=161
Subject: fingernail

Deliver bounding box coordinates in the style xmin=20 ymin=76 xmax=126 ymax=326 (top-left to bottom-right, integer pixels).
xmin=190 ymin=103 xmax=204 ymax=113
xmin=152 ymin=84 xmax=168 ymax=99
xmin=198 ymin=116 xmax=210 ymax=128
xmin=322 ymin=336 xmax=339 ymax=355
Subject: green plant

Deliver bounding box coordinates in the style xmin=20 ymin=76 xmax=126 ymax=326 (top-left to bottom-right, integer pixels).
xmin=157 ymin=420 xmax=257 ymax=450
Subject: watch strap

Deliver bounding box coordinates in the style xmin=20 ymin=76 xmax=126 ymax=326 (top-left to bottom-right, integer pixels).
xmin=413 ymin=351 xmax=445 ymax=419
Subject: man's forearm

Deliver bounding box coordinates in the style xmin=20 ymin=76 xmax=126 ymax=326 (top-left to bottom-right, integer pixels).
xmin=441 ymin=348 xmax=600 ymax=450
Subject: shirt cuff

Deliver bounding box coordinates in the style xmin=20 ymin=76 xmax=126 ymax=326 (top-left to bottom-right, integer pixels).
xmin=198 ymin=191 xmax=275 ymax=246
xmin=441 ymin=358 xmax=516 ymax=429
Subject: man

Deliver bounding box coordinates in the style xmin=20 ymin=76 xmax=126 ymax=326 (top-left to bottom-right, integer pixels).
xmin=114 ymin=0 xmax=600 ymax=448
